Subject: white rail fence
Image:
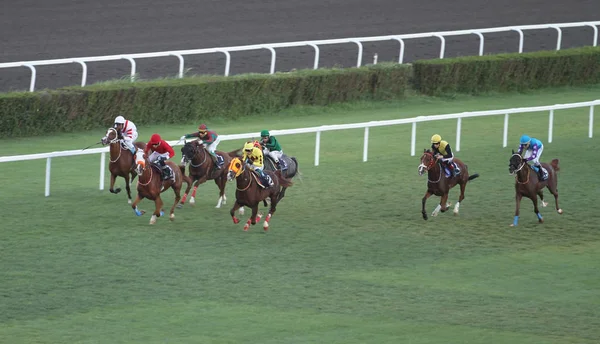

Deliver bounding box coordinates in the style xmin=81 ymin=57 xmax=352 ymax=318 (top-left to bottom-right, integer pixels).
xmin=1 ymin=21 xmax=598 ymax=92
xmin=0 ymin=100 xmax=597 ymax=197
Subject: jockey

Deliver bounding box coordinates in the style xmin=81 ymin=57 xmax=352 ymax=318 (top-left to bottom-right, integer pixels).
xmin=144 ymin=133 xmax=176 ymax=181
xmin=242 ymin=141 xmax=274 ymax=187
xmin=180 ymin=124 xmax=223 ymax=169
xmin=113 ymin=115 xmax=138 ymax=154
xmin=260 ymin=129 xmax=287 ymax=171
xmin=517 ymin=135 xmax=547 ymax=181
xmin=430 ymin=134 xmax=461 ymax=177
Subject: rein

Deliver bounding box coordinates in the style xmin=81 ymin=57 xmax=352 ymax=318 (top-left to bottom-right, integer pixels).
xmin=421 ymin=153 xmax=442 ymax=183
xmin=187 ymin=144 xmax=207 ymax=168
xmin=510 ymin=154 xmax=529 ymax=184
xmin=236 ymin=170 xmax=254 ymax=191
xmin=107 ymin=128 xmax=126 ymax=163
xmin=137 ymin=164 xmax=154 ymax=186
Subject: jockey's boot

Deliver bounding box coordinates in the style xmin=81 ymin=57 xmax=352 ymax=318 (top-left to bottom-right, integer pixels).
xmin=162 ymin=166 xmax=174 ymax=182
xmin=453 ymin=163 xmax=461 ymax=177
xmin=210 ymin=153 xmax=222 ymax=169
xmin=265 ymin=174 xmax=274 ymax=187
xmin=536 ymin=166 xmax=546 ymax=181
xmin=278 ymin=158 xmax=288 ymax=171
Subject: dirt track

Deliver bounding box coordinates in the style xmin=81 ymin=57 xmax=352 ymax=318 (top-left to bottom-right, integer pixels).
xmin=1 ymin=0 xmax=598 ymax=92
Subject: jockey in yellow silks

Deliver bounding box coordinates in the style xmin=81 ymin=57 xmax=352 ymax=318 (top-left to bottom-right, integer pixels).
xmin=431 ymin=134 xmax=461 ymax=177
xmin=241 ymin=141 xmax=274 ymax=187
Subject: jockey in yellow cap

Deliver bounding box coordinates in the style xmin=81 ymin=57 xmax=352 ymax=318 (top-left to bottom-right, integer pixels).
xmin=431 ymin=134 xmax=461 ymax=177
xmin=242 ymin=141 xmax=274 ymax=187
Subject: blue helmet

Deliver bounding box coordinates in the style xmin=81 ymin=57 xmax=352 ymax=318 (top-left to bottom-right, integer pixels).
xmin=519 ymin=135 xmax=531 ymax=145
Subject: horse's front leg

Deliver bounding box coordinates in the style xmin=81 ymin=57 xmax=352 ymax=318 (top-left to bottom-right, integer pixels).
xmin=179 ymin=176 xmax=195 ymax=206
xmin=215 ymin=177 xmax=227 ymax=208
xmin=169 ymin=183 xmax=182 ymax=221
xmin=230 ymin=201 xmax=243 ymax=224
xmin=532 ymin=196 xmax=543 ymax=224
xmin=511 ymin=192 xmax=523 ymax=226
xmin=189 ymin=177 xmax=206 ymax=205
xmin=422 ymin=191 xmax=432 ymax=220
xmin=109 ymin=174 xmax=121 ymax=194
xmin=537 ymin=190 xmax=548 ymax=207
xmin=243 ymin=205 xmax=262 ymax=232
xmin=263 ymin=192 xmax=280 ymax=231
xmin=439 ymin=193 xmax=450 ymax=213
xmin=150 ymin=196 xmax=165 ymax=225
xmin=124 ymin=174 xmax=133 ymax=204
xmin=131 ymin=194 xmax=145 ymax=216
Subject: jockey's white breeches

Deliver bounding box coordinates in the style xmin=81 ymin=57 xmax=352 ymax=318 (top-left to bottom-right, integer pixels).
xmin=267 ymin=150 xmax=283 ymax=162
xmin=121 ymin=133 xmax=137 ymax=151
xmin=148 ymin=151 xmax=170 ymax=163
xmin=203 ymin=136 xmax=221 ymax=153
xmin=523 ymin=145 xmax=543 ymax=166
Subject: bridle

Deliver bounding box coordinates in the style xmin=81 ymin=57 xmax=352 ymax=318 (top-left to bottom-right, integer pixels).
xmin=183 ymin=142 xmax=207 ymax=168
xmin=419 ymin=152 xmax=442 ymax=183
xmin=105 ymin=128 xmax=125 ymax=163
xmin=510 ymin=153 xmax=529 ymax=184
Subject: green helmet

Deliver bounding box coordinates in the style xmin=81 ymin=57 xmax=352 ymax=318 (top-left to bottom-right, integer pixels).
xmin=260 ymin=130 xmax=270 ymax=137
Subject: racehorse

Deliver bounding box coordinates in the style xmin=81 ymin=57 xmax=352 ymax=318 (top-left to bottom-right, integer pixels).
xmin=263 ymin=154 xmax=300 ymax=200
xmin=418 ymin=149 xmax=480 ymax=220
xmin=508 ymin=150 xmax=562 ymax=226
xmin=131 ymin=149 xmax=186 ymax=225
xmin=101 ymin=127 xmax=146 ymax=204
xmin=178 ymin=140 xmax=242 ymax=208
xmin=227 ymin=157 xmax=293 ymax=231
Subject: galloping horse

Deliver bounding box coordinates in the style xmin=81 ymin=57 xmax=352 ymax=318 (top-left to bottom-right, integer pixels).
xmin=101 ymin=127 xmax=146 ymax=204
xmin=179 ymin=141 xmax=242 ymax=208
xmin=263 ymin=154 xmax=300 ymax=200
xmin=508 ymin=150 xmax=562 ymax=226
xmin=131 ymin=149 xmax=186 ymax=225
xmin=418 ymin=149 xmax=479 ymax=220
xmin=227 ymin=157 xmax=292 ymax=231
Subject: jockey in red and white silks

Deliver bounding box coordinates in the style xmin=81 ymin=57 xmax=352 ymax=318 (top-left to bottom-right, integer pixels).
xmin=113 ymin=115 xmax=138 ymax=154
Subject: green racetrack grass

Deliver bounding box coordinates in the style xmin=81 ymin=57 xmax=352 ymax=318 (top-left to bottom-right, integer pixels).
xmin=1 ymin=86 xmax=599 ymax=343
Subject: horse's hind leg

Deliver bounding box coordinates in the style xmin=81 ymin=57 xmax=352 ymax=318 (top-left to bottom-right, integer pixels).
xmin=180 ymin=176 xmax=195 ymax=206
xmin=454 ymin=182 xmax=466 ymax=216
xmin=189 ymin=178 xmax=205 ymax=205
xmin=547 ymin=182 xmax=563 ymax=214
xmin=132 ymin=194 xmax=145 ymax=216
xmin=124 ymin=174 xmax=133 ymax=204
xmin=243 ymin=205 xmax=261 ymax=232
xmin=263 ymin=193 xmax=280 ymax=231
xmin=109 ymin=174 xmax=121 ymax=194
xmin=215 ymin=177 xmax=227 ymax=208
xmin=230 ymin=200 xmax=243 ymax=224
xmin=170 ymin=183 xmax=182 ymax=221
xmin=150 ymin=196 xmax=164 ymax=225
xmin=532 ymin=197 xmax=543 ymax=224
xmin=537 ymin=190 xmax=548 ymax=207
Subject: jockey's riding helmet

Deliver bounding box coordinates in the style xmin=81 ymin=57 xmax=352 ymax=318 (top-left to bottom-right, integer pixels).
xmin=243 ymin=142 xmax=254 ymax=152
xmin=260 ymin=130 xmax=270 ymax=137
xmin=198 ymin=124 xmax=208 ymax=132
xmin=114 ymin=115 xmax=126 ymax=124
xmin=519 ymin=135 xmax=531 ymax=145
xmin=431 ymin=134 xmax=442 ymax=144
xmin=149 ymin=134 xmax=162 ymax=145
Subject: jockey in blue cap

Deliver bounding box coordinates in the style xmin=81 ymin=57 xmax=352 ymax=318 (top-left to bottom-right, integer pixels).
xmin=517 ymin=135 xmax=547 ymax=181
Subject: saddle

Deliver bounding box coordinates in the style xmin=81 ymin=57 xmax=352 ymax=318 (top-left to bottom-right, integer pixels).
xmin=530 ymin=165 xmax=548 ymax=181
xmin=250 ymin=170 xmax=272 ymax=189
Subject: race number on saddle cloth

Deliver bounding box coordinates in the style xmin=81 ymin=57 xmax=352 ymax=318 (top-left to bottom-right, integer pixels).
xmin=241 ymin=141 xmax=274 ymax=187
xmin=112 ymin=115 xmax=138 ymax=154
xmin=145 ymin=134 xmax=176 ymax=181
xmin=430 ymin=134 xmax=461 ymax=177
xmin=260 ymin=129 xmax=287 ymax=171
xmin=517 ymin=135 xmax=548 ymax=181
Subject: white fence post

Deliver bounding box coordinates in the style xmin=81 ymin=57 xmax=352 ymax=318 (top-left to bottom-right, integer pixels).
xmin=45 ymin=157 xmax=51 ymax=197
xmin=456 ymin=117 xmax=462 ymax=152
xmin=590 ymin=105 xmax=595 ymax=138
xmin=314 ymin=131 xmax=321 ymax=166
xmin=503 ymin=114 xmax=509 ymax=147
xmin=99 ymin=152 xmax=106 ymax=190
xmin=411 ymin=121 xmax=417 ymax=157
xmin=548 ymin=109 xmax=554 ymax=143
xmin=363 ymin=127 xmax=369 ymax=162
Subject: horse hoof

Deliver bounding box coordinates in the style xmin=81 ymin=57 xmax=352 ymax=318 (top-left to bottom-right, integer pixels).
xmin=159 ymin=211 xmax=164 ymax=217
xmin=238 ymin=207 xmax=245 ymax=216
xmin=114 ymin=188 xmax=121 ymax=194
xmin=243 ymin=224 xmax=250 ymax=231
xmin=176 ymin=204 xmax=183 ymax=209
xmin=189 ymin=197 xmax=196 ymax=205
xmin=263 ymin=222 xmax=269 ymax=231
xmin=453 ymin=211 xmax=459 ymax=216
xmin=539 ymin=218 xmax=544 ymax=224
xmin=510 ymin=223 xmax=516 ymax=227
xmin=170 ymin=214 xmax=175 ymax=221
xmin=134 ymin=209 xmax=144 ymax=216
xmin=232 ymin=217 xmax=240 ymax=224
xmin=557 ymin=209 xmax=563 ymax=214
xmin=541 ymin=201 xmax=548 ymax=207
xmin=128 ymin=199 xmax=132 ymax=204
xmin=422 ymin=213 xmax=428 ymax=220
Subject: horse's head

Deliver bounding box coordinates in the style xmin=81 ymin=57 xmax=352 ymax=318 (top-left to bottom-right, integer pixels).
xmin=181 ymin=141 xmax=201 ymax=162
xmin=134 ymin=148 xmax=148 ymax=175
xmin=101 ymin=127 xmax=121 ymax=145
xmin=227 ymin=157 xmax=244 ymax=182
xmin=509 ymin=149 xmax=525 ymax=175
xmin=418 ymin=149 xmax=437 ymax=176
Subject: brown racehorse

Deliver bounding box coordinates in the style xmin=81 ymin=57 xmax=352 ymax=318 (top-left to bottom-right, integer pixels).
xmin=227 ymin=157 xmax=292 ymax=231
xmin=101 ymin=127 xmax=146 ymax=204
xmin=179 ymin=140 xmax=241 ymax=208
xmin=131 ymin=149 xmax=186 ymax=225
xmin=508 ymin=150 xmax=562 ymax=226
xmin=418 ymin=149 xmax=479 ymax=220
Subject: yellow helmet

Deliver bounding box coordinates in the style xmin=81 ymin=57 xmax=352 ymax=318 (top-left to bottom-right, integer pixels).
xmin=243 ymin=141 xmax=255 ymax=152
xmin=431 ymin=134 xmax=442 ymax=144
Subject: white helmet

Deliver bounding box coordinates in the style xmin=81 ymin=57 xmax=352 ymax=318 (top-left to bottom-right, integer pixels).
xmin=114 ymin=115 xmax=126 ymax=124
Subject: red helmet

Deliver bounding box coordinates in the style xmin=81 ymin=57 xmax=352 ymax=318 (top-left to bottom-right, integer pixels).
xmin=149 ymin=133 xmax=162 ymax=145
xmin=198 ymin=124 xmax=208 ymax=132
xmin=253 ymin=140 xmax=261 ymax=148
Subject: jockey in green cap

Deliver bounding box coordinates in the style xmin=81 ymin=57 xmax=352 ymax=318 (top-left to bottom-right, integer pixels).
xmin=260 ymin=129 xmax=287 ymax=170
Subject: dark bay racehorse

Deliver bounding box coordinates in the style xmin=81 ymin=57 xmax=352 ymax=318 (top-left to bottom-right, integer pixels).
xmin=227 ymin=157 xmax=293 ymax=231
xmin=131 ymin=149 xmax=187 ymax=225
xmin=263 ymin=154 xmax=299 ymax=200
xmin=418 ymin=149 xmax=479 ymax=220
xmin=179 ymin=140 xmax=242 ymax=208
xmin=508 ymin=150 xmax=562 ymax=226
xmin=101 ymin=127 xmax=146 ymax=204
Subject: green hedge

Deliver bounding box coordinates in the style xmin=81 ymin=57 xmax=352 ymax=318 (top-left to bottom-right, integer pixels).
xmin=0 ymin=63 xmax=411 ymax=138
xmin=412 ymin=46 xmax=600 ymax=96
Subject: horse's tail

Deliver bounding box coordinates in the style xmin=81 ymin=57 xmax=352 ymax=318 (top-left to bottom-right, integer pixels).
xmin=468 ymin=173 xmax=480 ymax=181
xmin=291 ymin=157 xmax=303 ymax=182
xmin=275 ymin=170 xmax=293 ymax=188
xmin=551 ymin=158 xmax=560 ymax=172
xmin=227 ymin=148 xmax=243 ymax=158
